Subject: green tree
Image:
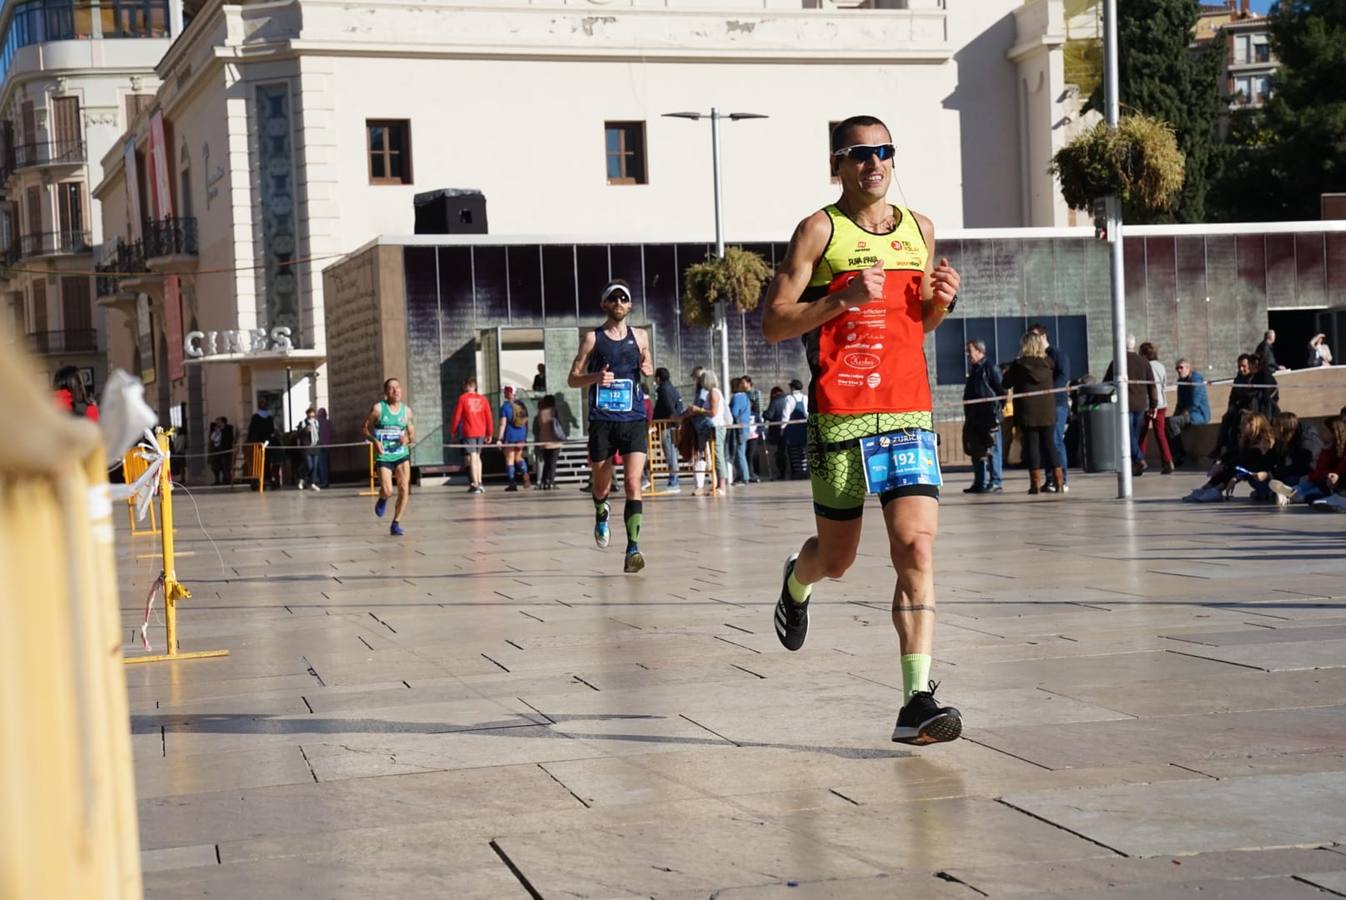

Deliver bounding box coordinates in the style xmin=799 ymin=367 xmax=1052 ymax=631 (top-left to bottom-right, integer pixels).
xmin=1086 ymin=0 xmax=1226 ymax=223
xmin=1215 ymin=1 xmax=1346 ymax=220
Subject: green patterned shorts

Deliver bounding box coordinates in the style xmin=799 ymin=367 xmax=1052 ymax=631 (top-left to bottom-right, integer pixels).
xmin=807 ymin=411 xmax=938 ymax=520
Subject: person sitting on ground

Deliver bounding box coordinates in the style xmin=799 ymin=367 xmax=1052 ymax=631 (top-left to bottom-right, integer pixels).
xmin=1271 ymin=416 xmax=1346 ymax=505
xmin=1166 ymin=358 xmax=1209 ymax=466
xmin=1263 ymin=411 xmax=1318 ymax=505
xmin=1185 ymin=411 xmax=1277 ymax=502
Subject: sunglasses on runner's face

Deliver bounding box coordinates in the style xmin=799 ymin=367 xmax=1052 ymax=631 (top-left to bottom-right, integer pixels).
xmin=832 ymin=143 xmax=896 ymax=163
xmin=606 ymin=293 xmax=632 ymax=305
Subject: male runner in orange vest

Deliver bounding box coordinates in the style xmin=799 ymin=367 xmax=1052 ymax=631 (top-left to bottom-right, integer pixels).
xmin=762 ymin=115 xmax=963 ymax=745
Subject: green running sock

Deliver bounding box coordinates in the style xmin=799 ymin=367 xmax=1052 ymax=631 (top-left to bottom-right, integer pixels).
xmin=901 ymin=653 xmax=932 ymax=705
xmin=624 ymin=500 xmax=643 ymax=549
xmin=593 ymin=497 xmax=610 ymax=523
xmin=786 ymin=567 xmax=812 ymax=604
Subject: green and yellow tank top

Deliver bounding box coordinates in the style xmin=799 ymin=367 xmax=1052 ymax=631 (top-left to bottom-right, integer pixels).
xmin=800 ymin=204 xmax=931 ymax=417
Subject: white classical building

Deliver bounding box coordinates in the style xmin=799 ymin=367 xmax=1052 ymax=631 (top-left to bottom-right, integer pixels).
xmin=92 ymin=0 xmax=1087 ymax=450
xmin=0 ymin=0 xmax=189 ymax=394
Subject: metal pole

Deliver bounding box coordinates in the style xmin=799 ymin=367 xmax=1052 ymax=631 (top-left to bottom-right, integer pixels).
xmin=1104 ymin=0 xmax=1132 ymax=499
xmin=710 ymin=108 xmax=731 ymax=400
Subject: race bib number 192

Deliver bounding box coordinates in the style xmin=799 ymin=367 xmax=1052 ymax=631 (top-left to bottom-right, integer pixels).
xmin=859 ymin=429 xmax=941 ymax=494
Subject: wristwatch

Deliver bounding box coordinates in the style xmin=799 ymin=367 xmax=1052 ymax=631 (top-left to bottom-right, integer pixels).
xmin=941 ymin=294 xmax=958 ymax=314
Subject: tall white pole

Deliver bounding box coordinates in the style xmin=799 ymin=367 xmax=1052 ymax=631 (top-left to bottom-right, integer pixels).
xmin=1104 ymin=0 xmax=1133 ymax=499
xmin=710 ymin=108 xmax=731 ymax=400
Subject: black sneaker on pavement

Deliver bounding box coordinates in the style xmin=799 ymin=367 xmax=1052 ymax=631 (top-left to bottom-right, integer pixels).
xmin=773 ymin=553 xmax=809 ymax=651
xmin=891 ymin=681 xmax=963 ymax=745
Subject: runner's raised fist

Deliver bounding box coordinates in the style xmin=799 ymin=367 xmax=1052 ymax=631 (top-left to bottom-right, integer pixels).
xmin=841 ymin=259 xmax=886 ymax=307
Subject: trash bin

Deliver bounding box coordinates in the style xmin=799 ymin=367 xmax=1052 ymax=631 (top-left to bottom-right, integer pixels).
xmin=1078 ymin=383 xmax=1118 ymax=473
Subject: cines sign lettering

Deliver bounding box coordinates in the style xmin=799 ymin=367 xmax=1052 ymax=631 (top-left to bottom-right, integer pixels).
xmin=184 ymin=327 xmax=294 ymax=358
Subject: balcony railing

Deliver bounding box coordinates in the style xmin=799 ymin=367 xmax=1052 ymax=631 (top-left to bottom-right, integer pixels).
xmin=95 ymin=239 xmax=149 ymax=298
xmin=27 ymin=328 xmax=97 ymax=355
xmin=12 ymin=139 xmax=84 ymax=170
xmin=18 ymin=230 xmax=92 ymax=258
xmin=143 ymin=217 xmax=198 ymax=260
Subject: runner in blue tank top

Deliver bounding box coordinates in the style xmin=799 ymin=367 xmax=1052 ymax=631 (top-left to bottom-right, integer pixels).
xmin=567 ymin=279 xmax=654 ymax=573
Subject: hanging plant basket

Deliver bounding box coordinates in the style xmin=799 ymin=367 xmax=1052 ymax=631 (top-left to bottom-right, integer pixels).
xmin=681 ymin=247 xmax=773 ymax=329
xmin=1050 ymin=113 xmax=1185 ymax=212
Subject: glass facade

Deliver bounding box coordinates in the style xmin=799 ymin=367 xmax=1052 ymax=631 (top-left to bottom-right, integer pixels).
xmin=392 ymin=228 xmax=1346 ymax=461
xmin=0 ymin=0 xmax=169 ymax=84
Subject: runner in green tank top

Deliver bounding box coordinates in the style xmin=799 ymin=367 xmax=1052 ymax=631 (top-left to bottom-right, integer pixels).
xmin=761 ymin=115 xmax=965 ymax=746
xmin=362 ymin=377 xmax=416 ymax=536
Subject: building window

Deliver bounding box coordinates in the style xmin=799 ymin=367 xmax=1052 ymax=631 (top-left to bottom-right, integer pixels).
xmin=367 ymin=119 xmax=412 ymax=185
xmin=1233 ymin=76 xmax=1252 ymax=104
xmin=101 ymin=0 xmax=169 ymax=38
xmin=933 ymin=314 xmax=1090 ymax=387
xmin=605 ymin=121 xmax=646 ymax=185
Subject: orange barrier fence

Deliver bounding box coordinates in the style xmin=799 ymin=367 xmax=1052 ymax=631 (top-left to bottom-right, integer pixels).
xmin=120 ymin=448 xmax=158 ymax=536
xmin=1 ymin=337 xmax=143 ymax=897
xmin=646 ymin=418 xmax=720 ymax=498
xmin=358 ymin=443 xmax=377 ymax=496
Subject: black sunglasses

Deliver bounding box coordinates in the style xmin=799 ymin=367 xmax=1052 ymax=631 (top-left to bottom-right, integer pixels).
xmin=606 ymin=293 xmax=632 ymax=305
xmin=832 ymin=143 xmax=896 ymax=163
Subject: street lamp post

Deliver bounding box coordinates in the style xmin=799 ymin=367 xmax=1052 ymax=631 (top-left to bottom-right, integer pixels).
xmin=1103 ymin=0 xmax=1133 ymax=499
xmin=663 ymin=109 xmax=768 ymax=399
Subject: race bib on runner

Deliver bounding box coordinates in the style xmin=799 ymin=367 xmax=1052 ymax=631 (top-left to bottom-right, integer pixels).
xmin=859 ymin=429 xmax=941 ymax=494
xmin=375 ymin=427 xmax=403 ymax=454
xmin=596 ymin=378 xmax=634 ymax=412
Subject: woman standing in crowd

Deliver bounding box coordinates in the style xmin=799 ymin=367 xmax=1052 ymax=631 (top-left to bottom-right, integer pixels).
xmin=729 ymin=376 xmax=754 ymax=485
xmin=1001 ymin=331 xmax=1063 ymax=495
xmin=533 ymin=395 xmax=566 ymax=490
xmin=1137 ymin=342 xmax=1175 ymax=474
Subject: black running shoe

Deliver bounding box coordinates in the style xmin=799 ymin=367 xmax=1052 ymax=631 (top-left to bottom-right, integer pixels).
xmin=773 ymin=553 xmax=809 ymax=651
xmin=891 ymin=681 xmax=962 ymax=745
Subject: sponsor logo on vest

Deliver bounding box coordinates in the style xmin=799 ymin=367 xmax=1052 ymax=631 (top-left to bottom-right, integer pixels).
xmin=844 ymin=352 xmax=880 ymax=370
xmin=866 ymin=373 xmax=882 ymax=388
xmin=846 ymin=333 xmax=858 ymax=343
xmin=856 ymin=240 xmax=868 ymax=250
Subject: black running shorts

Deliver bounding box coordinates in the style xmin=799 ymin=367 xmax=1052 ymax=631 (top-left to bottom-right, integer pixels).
xmin=588 ymin=420 xmax=648 ymax=461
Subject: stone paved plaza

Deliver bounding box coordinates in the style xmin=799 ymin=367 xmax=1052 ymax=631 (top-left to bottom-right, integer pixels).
xmin=118 ymin=469 xmax=1346 ymax=899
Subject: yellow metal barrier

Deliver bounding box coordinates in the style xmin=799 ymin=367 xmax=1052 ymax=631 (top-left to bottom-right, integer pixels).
xmin=358 ymin=442 xmax=378 ymax=496
xmin=123 ymin=431 xmax=228 ymax=666
xmin=120 ymin=449 xmax=158 ymax=536
xmin=0 ymin=347 xmax=143 ymax=898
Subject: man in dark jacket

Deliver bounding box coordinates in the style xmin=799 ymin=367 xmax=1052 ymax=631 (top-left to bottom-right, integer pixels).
xmin=1102 ymin=335 xmax=1159 ymax=476
xmin=652 ymin=367 xmax=684 ymax=491
xmin=961 ymin=339 xmax=1003 ymax=493
xmin=1254 ymin=329 xmax=1284 ymax=373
